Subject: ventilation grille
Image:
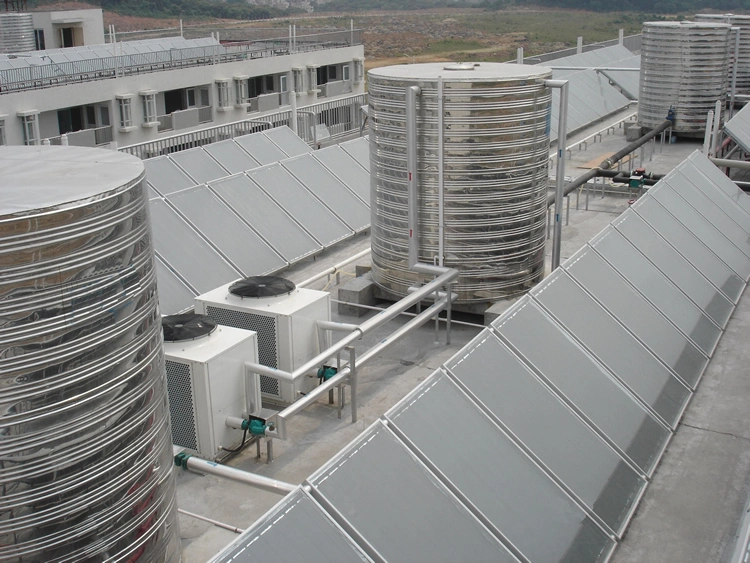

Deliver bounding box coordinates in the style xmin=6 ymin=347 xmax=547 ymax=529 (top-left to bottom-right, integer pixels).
xmin=259 ymin=375 xmax=280 ymax=396
xmin=205 ymin=306 xmax=278 ymax=368
xmin=165 ymin=360 xmax=198 ymax=451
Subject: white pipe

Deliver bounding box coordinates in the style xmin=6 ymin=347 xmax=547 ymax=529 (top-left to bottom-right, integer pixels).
xmin=577 ymin=36 xmax=583 ymax=54
xmin=180 ymin=19 xmax=183 ymax=38
xmin=178 ymin=509 xmax=243 ymax=534
xmin=269 ymin=297 xmax=453 ymax=439
xmin=296 ymin=248 xmax=370 ymax=288
xmin=245 ymin=265 xmax=458 ymax=385
xmin=711 ymin=158 xmax=750 ymax=170
xmin=183 ymin=456 xmax=295 ymax=495
xmin=290 ymin=89 xmax=298 ymax=135
xmin=619 ymin=29 xmax=624 ymax=45
xmin=547 ymin=79 xmax=569 ymax=270
xmin=517 ymin=47 xmax=523 ymax=64
xmin=406 ymin=85 xmax=421 ymax=268
xmin=317 ymin=320 xmax=361 ymax=334
xmin=289 ymin=24 xmax=292 ymax=52
xmin=438 ymin=75 xmax=445 ymax=267
xmin=730 ymin=28 xmax=740 ymax=117
xmin=703 ymin=110 xmax=714 ymax=156
xmin=712 ymin=99 xmax=723 ymax=158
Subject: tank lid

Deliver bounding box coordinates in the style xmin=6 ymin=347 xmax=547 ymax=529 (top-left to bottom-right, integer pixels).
xmin=0 ymin=146 xmax=145 ymax=217
xmin=369 ymin=61 xmax=552 ymax=81
xmin=443 ymin=62 xmax=476 ymax=71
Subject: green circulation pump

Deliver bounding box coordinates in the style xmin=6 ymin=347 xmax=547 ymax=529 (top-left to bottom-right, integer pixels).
xmin=317 ymin=366 xmax=337 ymax=382
xmin=241 ymin=418 xmax=269 ymax=436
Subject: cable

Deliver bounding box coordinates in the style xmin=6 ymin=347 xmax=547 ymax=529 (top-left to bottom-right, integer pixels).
xmin=220 ymin=428 xmax=248 ymax=454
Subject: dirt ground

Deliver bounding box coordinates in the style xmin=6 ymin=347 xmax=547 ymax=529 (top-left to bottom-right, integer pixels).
xmin=31 ymin=2 xmax=619 ymax=68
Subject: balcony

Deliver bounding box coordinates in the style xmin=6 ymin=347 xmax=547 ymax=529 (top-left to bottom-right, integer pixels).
xmin=157 ymin=106 xmax=213 ymax=132
xmin=47 ymin=125 xmax=113 ymax=147
xmin=247 ymin=92 xmax=290 ymax=114
xmin=318 ymin=80 xmax=353 ymax=99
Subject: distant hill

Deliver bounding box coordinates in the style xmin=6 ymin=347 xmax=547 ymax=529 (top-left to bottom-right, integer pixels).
xmin=29 ymin=0 xmax=291 ymax=19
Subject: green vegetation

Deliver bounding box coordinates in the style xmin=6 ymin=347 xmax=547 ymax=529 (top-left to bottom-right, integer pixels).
xmin=459 ymin=11 xmax=644 ymax=46
xmin=424 ymin=39 xmax=485 ymax=54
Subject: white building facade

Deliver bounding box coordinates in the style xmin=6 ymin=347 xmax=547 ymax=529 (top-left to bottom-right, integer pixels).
xmin=0 ymin=32 xmax=365 ymax=151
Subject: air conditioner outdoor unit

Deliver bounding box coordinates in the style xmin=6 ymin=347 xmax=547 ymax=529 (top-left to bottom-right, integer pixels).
xmin=162 ymin=315 xmax=259 ymax=460
xmin=194 ymin=276 xmax=331 ymax=404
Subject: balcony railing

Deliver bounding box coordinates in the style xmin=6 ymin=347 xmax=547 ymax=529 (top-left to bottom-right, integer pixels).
xmin=120 ymin=93 xmax=367 ymax=160
xmin=157 ymin=106 xmax=213 ymax=132
xmin=318 ymin=79 xmax=352 ymax=99
xmin=0 ymin=30 xmax=363 ymax=95
xmin=46 ymin=125 xmax=113 ymax=147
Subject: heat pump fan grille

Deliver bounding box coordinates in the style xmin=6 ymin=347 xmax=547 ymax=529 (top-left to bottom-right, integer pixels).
xmin=229 ymin=276 xmax=296 ymax=299
xmin=162 ymin=314 xmax=217 ymax=342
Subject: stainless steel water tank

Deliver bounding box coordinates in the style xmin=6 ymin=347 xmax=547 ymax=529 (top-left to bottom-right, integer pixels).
xmin=695 ymin=13 xmax=750 ymax=96
xmin=0 ymin=147 xmax=180 ymax=562
xmin=0 ymin=12 xmax=35 ymax=53
xmin=638 ymin=21 xmax=732 ymax=134
xmin=368 ymin=62 xmax=553 ymax=304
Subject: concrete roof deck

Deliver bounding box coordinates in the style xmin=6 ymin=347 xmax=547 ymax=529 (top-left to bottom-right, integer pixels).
xmin=177 ymin=112 xmax=750 ymax=562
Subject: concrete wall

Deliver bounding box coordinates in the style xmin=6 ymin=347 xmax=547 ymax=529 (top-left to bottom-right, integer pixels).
xmin=0 ymin=44 xmax=364 ymax=146
xmin=31 ymin=9 xmax=105 ymax=50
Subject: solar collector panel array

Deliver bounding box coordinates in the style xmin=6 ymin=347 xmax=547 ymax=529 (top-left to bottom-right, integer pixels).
xmin=144 ymin=128 xmax=371 ymax=313
xmin=213 ymin=150 xmax=749 ymax=563
xmin=547 ymin=45 xmax=641 ymax=142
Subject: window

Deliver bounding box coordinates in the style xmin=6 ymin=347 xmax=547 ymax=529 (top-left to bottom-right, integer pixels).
xmin=34 ymin=29 xmax=45 ymax=50
xmin=200 ymin=87 xmax=209 ymax=107
xmin=343 ymin=64 xmax=350 ymax=81
xmin=100 ymin=106 xmax=110 ymax=127
xmin=293 ymin=67 xmax=304 ymax=93
xmin=117 ymin=96 xmax=133 ymax=128
xmin=0 ymin=118 xmax=5 ymax=146
xmin=18 ymin=112 xmax=39 ymax=146
xmin=140 ymin=91 xmax=157 ymax=124
xmin=187 ymin=89 xmax=196 ymax=107
xmin=280 ymin=74 xmax=288 ymax=93
xmin=234 ymin=77 xmax=249 ymax=107
xmin=216 ymin=80 xmax=232 ymax=109
xmin=307 ymin=65 xmax=319 ymax=93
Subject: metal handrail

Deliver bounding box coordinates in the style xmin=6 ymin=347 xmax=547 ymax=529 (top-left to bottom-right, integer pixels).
xmin=0 ymin=31 xmax=362 ymax=95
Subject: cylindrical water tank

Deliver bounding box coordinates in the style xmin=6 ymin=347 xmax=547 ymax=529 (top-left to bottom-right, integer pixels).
xmin=368 ymin=62 xmax=553 ymax=304
xmin=695 ymin=13 xmax=750 ymax=96
xmin=638 ymin=21 xmax=732 ymax=134
xmin=0 ymin=147 xmax=180 ymax=561
xmin=0 ymin=13 xmax=35 ymax=53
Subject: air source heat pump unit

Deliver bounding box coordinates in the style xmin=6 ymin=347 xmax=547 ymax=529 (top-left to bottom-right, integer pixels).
xmin=162 ymin=314 xmax=258 ymax=460
xmin=194 ymin=276 xmax=330 ymax=404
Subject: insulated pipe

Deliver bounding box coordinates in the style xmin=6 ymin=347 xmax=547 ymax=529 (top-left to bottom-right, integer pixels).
xmin=178 ymin=509 xmax=243 ymax=534
xmin=317 ymin=320 xmax=361 ymax=334
xmin=546 ymin=79 xmax=569 ymax=270
xmin=438 ymin=76 xmax=445 ymax=267
xmin=710 ymin=158 xmax=750 ymax=170
xmin=269 ymin=297 xmax=454 ymax=440
xmin=406 ymin=85 xmax=421 ymax=268
xmin=296 ymin=248 xmax=370 ymax=288
xmin=290 ymin=89 xmax=298 ymax=135
xmin=180 ymin=455 xmax=296 ymax=495
xmin=245 ymin=266 xmax=459 ymax=385
xmin=548 ymin=119 xmax=673 ymax=207
xmin=704 ymin=110 xmax=714 ymax=155
xmin=731 ymin=27 xmax=740 ymax=116
xmin=712 ymin=100 xmax=723 ymax=158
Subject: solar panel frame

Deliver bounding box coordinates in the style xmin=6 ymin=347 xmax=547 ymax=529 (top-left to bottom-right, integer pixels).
xmin=166 ymin=185 xmax=287 ymax=277
xmin=208 ymin=174 xmax=322 ymax=263
xmin=385 ymin=369 xmax=617 ymax=563
xmin=169 ymin=147 xmax=231 ymax=184
xmin=148 ymin=198 xmax=242 ymax=294
xmin=492 ymin=296 xmax=672 ymax=475
xmin=281 ymin=154 xmax=370 ymax=232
